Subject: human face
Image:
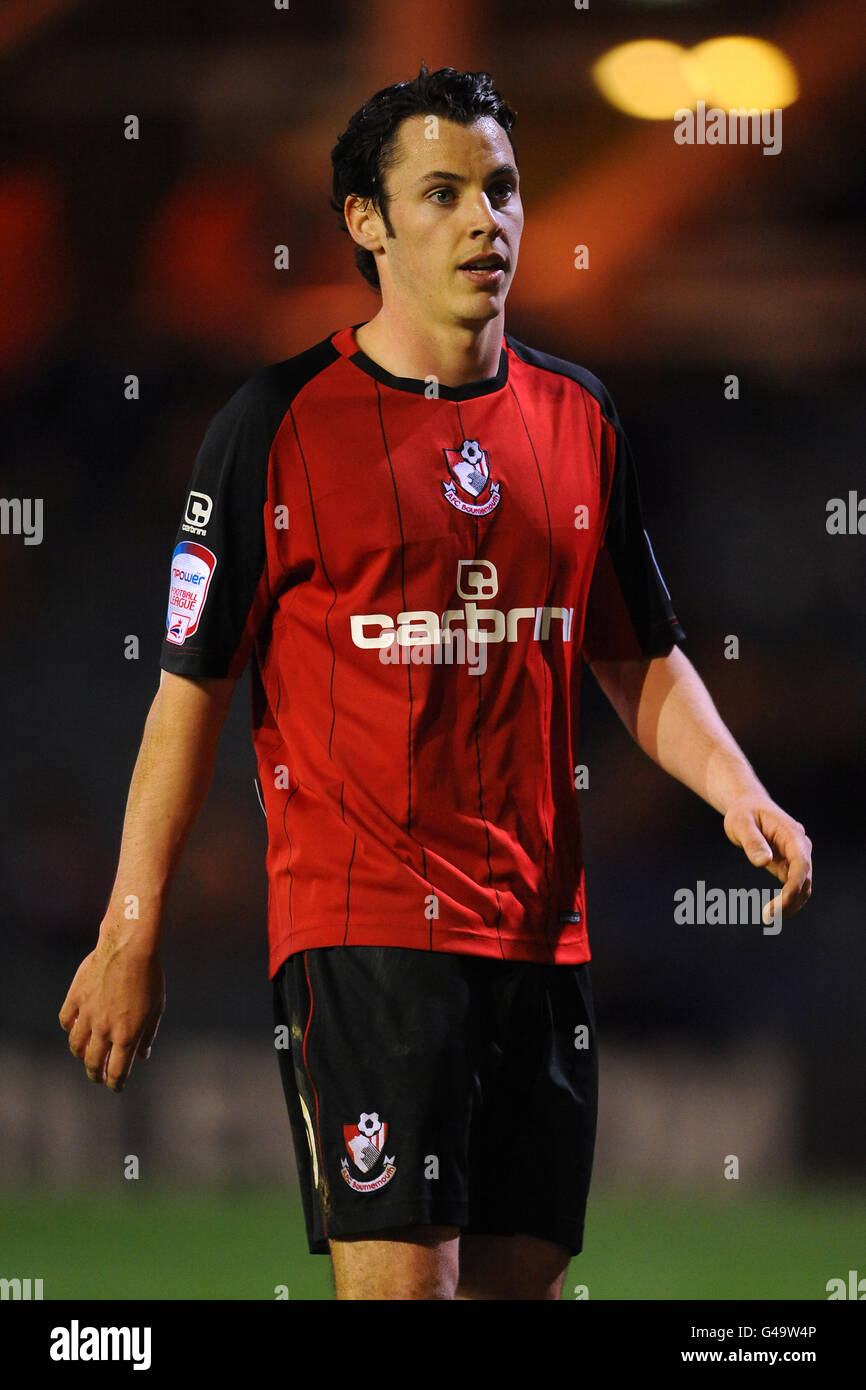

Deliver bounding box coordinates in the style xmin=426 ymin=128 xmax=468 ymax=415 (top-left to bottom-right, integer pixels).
xmin=374 ymin=115 xmax=523 ymax=328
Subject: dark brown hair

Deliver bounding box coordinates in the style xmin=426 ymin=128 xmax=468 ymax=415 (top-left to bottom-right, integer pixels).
xmin=330 ymin=63 xmax=517 ymax=291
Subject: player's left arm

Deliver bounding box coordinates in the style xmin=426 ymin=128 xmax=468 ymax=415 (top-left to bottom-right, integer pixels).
xmin=589 ymin=644 xmax=812 ymax=922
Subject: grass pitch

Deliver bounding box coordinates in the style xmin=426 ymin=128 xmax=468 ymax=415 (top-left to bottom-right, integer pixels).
xmin=1 ymin=1184 xmax=861 ymax=1300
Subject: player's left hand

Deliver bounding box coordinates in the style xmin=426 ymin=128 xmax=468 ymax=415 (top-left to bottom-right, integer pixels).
xmin=723 ymin=797 xmax=812 ymax=924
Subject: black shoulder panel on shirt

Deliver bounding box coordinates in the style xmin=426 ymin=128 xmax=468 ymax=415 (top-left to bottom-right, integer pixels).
xmin=506 ymin=333 xmax=685 ymax=658
xmin=244 ymin=334 xmax=342 ymax=437
xmin=159 ymin=334 xmax=341 ymax=679
xmin=504 ymin=334 xmax=619 ymax=425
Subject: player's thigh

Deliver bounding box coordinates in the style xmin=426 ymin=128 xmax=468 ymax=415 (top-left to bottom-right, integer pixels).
xmin=329 ymin=1223 xmax=461 ymax=1301
xmin=456 ymin=1232 xmax=571 ymax=1300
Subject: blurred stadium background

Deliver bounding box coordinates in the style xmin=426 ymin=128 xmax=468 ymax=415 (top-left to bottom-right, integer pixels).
xmin=1 ymin=0 xmax=864 ymax=1300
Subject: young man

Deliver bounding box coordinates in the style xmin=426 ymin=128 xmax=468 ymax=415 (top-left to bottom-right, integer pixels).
xmin=59 ymin=66 xmax=812 ymax=1301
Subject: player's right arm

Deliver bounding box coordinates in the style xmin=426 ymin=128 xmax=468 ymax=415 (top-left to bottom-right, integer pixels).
xmin=58 ymin=669 xmax=236 ymax=1093
xmin=62 ymin=369 xmax=279 ymax=1091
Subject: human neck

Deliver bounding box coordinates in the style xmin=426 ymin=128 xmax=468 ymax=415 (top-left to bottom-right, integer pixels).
xmin=354 ymin=307 xmax=504 ymax=387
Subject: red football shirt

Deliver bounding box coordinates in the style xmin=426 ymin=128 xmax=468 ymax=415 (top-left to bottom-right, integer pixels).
xmin=160 ymin=325 xmax=685 ymax=975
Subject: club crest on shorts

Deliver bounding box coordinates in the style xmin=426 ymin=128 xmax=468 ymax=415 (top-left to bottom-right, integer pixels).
xmin=341 ymin=1112 xmax=397 ymax=1193
xmin=442 ymin=438 xmax=501 ymax=517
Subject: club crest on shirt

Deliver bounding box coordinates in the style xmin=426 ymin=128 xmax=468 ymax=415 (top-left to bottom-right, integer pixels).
xmin=340 ymin=1112 xmax=397 ymax=1193
xmin=442 ymin=438 xmax=501 ymax=516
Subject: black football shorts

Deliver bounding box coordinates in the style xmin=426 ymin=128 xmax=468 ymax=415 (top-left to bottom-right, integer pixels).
xmin=272 ymin=943 xmax=598 ymax=1256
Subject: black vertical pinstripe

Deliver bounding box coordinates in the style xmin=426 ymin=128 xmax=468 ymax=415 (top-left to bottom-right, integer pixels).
xmin=281 ymin=778 xmax=299 ymax=935
xmin=505 ymin=377 xmax=555 ymax=951
xmin=373 ymin=381 xmax=435 ymax=945
xmin=270 ymin=661 xmax=296 ymax=938
xmin=454 ymin=400 xmax=505 ymax=959
xmin=286 ymin=398 xmax=356 ymax=945
xmin=340 ymin=782 xmax=357 ymax=945
xmin=576 ymin=384 xmax=603 ymax=480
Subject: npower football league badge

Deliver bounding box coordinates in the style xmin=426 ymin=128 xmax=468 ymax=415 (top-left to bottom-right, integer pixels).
xmin=165 ymin=540 xmax=216 ymax=645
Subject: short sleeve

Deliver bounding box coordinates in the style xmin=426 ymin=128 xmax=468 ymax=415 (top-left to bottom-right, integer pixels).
xmin=581 ymin=408 xmax=685 ymax=663
xmin=159 ymin=380 xmax=272 ymax=679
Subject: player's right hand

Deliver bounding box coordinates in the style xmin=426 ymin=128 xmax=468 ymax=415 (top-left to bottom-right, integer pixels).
xmin=58 ymin=943 xmax=165 ymax=1093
